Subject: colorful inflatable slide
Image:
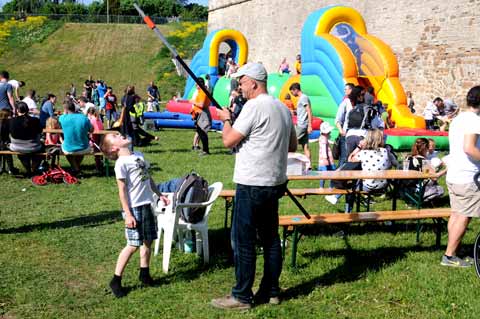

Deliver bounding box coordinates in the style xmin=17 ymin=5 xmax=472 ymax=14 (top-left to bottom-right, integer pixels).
xmin=163 ymin=5 xmax=447 ymax=150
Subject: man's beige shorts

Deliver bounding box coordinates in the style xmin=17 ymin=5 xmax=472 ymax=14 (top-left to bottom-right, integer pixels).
xmin=447 ymin=182 xmax=480 ymax=217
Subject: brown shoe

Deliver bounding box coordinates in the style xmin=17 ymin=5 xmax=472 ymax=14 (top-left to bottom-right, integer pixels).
xmin=211 ymin=295 xmax=252 ymax=310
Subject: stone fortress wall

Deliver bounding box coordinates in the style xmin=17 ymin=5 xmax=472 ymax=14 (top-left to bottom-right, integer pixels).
xmin=208 ymin=0 xmax=480 ymax=112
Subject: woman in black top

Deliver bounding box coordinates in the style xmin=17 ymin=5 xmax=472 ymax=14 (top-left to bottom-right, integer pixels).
xmin=9 ymin=101 xmax=43 ymax=175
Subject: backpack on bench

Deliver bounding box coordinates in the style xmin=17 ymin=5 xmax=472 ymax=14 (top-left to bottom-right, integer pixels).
xmin=175 ymin=171 xmax=209 ymax=223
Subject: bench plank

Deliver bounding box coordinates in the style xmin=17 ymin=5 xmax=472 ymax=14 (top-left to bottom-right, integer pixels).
xmin=219 ymin=188 xmax=360 ymax=199
xmin=0 ymin=150 xmax=104 ymax=156
xmin=279 ymin=208 xmax=451 ymax=226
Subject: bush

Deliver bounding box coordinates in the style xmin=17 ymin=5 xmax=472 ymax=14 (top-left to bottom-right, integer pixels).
xmin=0 ymin=16 xmax=63 ymax=57
xmin=152 ymin=21 xmax=207 ymax=98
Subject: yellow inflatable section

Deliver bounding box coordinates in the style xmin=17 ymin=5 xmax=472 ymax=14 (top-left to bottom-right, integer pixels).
xmin=208 ymin=29 xmax=248 ymax=68
xmin=314 ymin=6 xmax=425 ymax=128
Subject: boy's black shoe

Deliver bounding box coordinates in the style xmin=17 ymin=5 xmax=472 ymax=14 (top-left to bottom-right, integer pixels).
xmin=139 ymin=267 xmax=154 ymax=286
xmin=109 ymin=275 xmax=126 ymax=298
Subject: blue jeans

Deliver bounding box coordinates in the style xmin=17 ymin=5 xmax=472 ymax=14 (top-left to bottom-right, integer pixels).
xmin=231 ymin=183 xmax=285 ymax=304
xmin=157 ymin=178 xmax=182 ymax=193
xmin=317 ymin=164 xmax=336 ymax=188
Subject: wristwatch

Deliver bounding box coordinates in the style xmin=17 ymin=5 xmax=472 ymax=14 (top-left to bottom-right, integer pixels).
xmin=224 ymin=119 xmax=232 ymax=125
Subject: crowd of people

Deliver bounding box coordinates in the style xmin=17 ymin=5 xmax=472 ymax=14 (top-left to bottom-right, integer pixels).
xmin=0 ymin=70 xmax=159 ymax=177
xmin=2 ymin=57 xmax=479 ymax=306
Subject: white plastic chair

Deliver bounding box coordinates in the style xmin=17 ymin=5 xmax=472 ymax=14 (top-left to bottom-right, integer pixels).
xmin=152 ymin=182 xmax=223 ymax=272
xmin=152 ymin=193 xmax=177 ymax=273
xmin=176 ymin=182 xmax=223 ymax=264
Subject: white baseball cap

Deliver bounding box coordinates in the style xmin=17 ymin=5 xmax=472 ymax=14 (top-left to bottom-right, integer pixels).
xmin=320 ymin=122 xmax=334 ymax=134
xmin=231 ymin=62 xmax=268 ymax=82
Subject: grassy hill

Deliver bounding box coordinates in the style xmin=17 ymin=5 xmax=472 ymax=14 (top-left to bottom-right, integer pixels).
xmin=1 ymin=22 xmax=177 ymax=100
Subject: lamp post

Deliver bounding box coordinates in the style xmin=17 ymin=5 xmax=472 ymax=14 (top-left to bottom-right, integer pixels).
xmin=106 ymin=0 xmax=109 ymax=24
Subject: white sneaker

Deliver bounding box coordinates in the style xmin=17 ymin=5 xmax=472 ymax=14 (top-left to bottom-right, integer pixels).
xmin=325 ymin=195 xmax=338 ymax=205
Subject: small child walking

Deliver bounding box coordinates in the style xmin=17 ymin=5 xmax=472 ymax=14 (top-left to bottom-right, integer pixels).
xmin=101 ymin=133 xmax=170 ymax=298
xmin=317 ymin=122 xmax=336 ymax=188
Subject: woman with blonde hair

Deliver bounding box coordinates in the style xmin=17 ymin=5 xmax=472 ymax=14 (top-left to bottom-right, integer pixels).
xmin=343 ymin=129 xmax=397 ymax=212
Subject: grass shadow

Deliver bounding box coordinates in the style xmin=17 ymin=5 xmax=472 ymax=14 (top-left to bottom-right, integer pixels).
xmin=0 ymin=210 xmax=121 ymax=234
xmin=283 ymin=242 xmax=440 ymax=301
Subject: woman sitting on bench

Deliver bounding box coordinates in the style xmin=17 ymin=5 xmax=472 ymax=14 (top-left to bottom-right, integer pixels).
xmin=345 ymin=129 xmax=397 ymax=212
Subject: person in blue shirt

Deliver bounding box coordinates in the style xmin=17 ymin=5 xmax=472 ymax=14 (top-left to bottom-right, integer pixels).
xmin=39 ymin=94 xmax=56 ymax=128
xmin=59 ymin=100 xmax=93 ymax=175
xmin=96 ymin=80 xmax=108 ymax=111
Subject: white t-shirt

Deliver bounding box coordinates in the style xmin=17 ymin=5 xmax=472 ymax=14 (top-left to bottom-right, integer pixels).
xmin=423 ymin=102 xmax=437 ymax=120
xmin=82 ymin=102 xmax=96 ymax=115
xmin=296 ymin=93 xmax=310 ymax=128
xmin=8 ymin=80 xmax=20 ymax=89
xmin=446 ymin=111 xmax=480 ymax=184
xmin=22 ymin=96 xmax=37 ymax=114
xmin=114 ymin=151 xmax=154 ymax=208
xmin=356 ymin=148 xmax=391 ymax=190
xmin=232 ymin=93 xmax=295 ymax=186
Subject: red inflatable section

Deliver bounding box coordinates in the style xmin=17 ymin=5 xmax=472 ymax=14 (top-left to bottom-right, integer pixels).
xmin=384 ymin=128 xmax=448 ymax=136
xmin=166 ymin=100 xmax=323 ymax=129
xmin=167 ymin=100 xmax=221 ymax=120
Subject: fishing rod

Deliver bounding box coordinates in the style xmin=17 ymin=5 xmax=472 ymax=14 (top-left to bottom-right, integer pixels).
xmin=133 ymin=3 xmax=222 ymax=109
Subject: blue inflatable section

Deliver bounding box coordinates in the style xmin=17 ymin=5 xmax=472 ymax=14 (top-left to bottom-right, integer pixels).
xmin=143 ymin=111 xmax=191 ymax=120
xmin=301 ymin=5 xmax=345 ymax=105
xmin=154 ymin=119 xmax=224 ymax=131
xmin=183 ymin=29 xmax=240 ymax=99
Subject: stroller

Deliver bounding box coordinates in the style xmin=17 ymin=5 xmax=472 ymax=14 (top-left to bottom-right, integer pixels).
xmin=31 ymin=147 xmax=78 ymax=186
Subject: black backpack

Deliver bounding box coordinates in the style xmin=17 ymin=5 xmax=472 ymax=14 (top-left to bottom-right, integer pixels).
xmin=348 ymin=103 xmax=378 ymax=130
xmin=175 ymin=172 xmax=209 ymax=223
xmin=347 ymin=104 xmax=366 ymax=129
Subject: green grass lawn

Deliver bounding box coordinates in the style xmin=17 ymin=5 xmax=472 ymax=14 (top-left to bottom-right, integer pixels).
xmin=0 ymin=129 xmax=479 ymax=318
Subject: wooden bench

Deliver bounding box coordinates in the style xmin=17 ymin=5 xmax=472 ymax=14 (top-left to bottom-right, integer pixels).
xmin=279 ymin=208 xmax=451 ymax=267
xmin=0 ymin=150 xmax=111 ymax=177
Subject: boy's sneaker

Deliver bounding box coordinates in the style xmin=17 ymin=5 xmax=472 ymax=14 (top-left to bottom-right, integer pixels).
xmin=109 ymin=277 xmax=126 ymax=298
xmin=211 ymin=295 xmax=252 ymax=310
xmin=325 ymin=195 xmax=338 ymax=205
xmin=440 ymin=255 xmax=472 ymax=268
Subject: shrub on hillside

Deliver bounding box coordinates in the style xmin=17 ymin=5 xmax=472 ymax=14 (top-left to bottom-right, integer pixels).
xmin=153 ymin=21 xmax=207 ymax=98
xmin=0 ymin=16 xmax=62 ymax=57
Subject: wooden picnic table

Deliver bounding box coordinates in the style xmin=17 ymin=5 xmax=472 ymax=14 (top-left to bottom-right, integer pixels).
xmin=288 ymin=169 xmax=437 ymax=181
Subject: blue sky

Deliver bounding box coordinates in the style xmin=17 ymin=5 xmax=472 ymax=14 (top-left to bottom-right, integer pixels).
xmin=0 ymin=0 xmax=208 ymax=10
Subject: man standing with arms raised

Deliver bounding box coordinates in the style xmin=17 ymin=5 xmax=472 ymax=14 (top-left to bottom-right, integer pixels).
xmin=212 ymin=63 xmax=297 ymax=310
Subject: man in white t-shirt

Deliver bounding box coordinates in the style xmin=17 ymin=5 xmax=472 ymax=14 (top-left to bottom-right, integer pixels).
xmin=213 ymin=63 xmax=297 ymax=310
xmin=22 ymin=89 xmax=38 ymax=116
xmin=8 ymin=79 xmax=25 ymax=100
xmin=441 ymin=86 xmax=480 ymax=268
xmin=77 ymin=96 xmax=96 ymax=115
xmin=289 ymin=82 xmax=312 ymax=166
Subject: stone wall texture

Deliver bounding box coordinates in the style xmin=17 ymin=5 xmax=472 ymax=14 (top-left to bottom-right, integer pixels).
xmin=208 ymin=0 xmax=480 ymax=112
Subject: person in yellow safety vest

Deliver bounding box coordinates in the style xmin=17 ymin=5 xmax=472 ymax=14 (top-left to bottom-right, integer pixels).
xmin=130 ymin=95 xmax=146 ymax=125
xmin=130 ymin=95 xmax=158 ymax=146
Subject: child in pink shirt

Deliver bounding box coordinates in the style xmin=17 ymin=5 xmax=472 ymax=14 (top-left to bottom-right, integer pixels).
xmin=87 ymin=107 xmax=105 ymax=172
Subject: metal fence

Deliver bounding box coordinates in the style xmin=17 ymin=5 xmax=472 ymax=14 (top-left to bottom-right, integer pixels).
xmin=0 ymin=13 xmax=205 ymax=24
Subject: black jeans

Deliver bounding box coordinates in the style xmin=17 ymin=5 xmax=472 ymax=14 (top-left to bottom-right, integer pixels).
xmin=231 ymin=183 xmax=285 ymax=304
xmin=196 ymin=126 xmax=209 ymax=153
